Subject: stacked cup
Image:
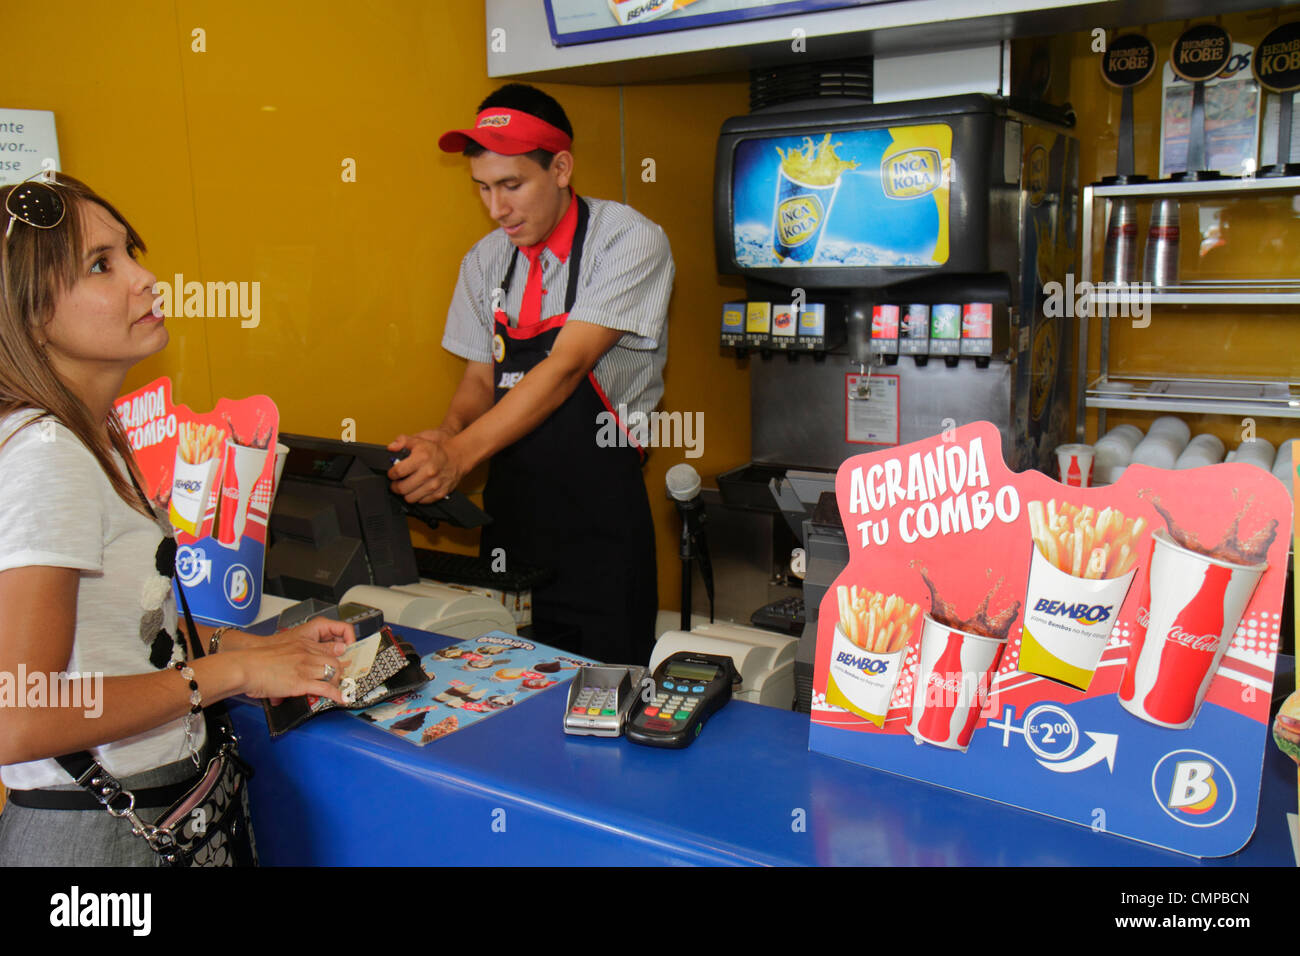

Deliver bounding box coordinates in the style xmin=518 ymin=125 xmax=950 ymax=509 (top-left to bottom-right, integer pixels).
xmin=1174 ymin=433 xmax=1226 ymax=469
xmin=1233 ymin=437 xmax=1276 ymax=471
xmin=1273 ymin=439 xmax=1296 ymax=496
xmin=1131 ymin=416 xmax=1190 ymax=470
xmin=1093 ymin=424 xmax=1143 ymax=484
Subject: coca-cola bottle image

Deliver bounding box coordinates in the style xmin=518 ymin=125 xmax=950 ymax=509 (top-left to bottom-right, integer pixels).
xmin=1119 ymin=530 xmax=1267 ymax=730
xmin=1142 ymin=563 xmax=1229 ymax=725
xmin=908 ymin=618 xmax=1006 ymax=751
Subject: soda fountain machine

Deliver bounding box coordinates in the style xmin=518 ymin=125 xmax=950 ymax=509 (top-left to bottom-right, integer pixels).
xmin=710 ymin=92 xmax=1080 ymax=710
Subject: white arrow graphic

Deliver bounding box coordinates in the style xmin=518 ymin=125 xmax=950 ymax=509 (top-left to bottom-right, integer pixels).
xmin=1037 ymin=732 xmax=1118 ymax=774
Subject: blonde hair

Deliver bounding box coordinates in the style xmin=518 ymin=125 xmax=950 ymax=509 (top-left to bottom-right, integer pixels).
xmin=0 ymin=174 xmax=151 ymax=514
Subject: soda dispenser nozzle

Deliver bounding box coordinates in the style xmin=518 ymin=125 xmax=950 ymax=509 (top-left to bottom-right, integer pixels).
xmin=846 ymin=294 xmax=872 ymax=369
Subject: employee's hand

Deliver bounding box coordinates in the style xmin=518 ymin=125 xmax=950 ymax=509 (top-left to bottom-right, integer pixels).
xmin=387 ymin=434 xmax=467 ymax=504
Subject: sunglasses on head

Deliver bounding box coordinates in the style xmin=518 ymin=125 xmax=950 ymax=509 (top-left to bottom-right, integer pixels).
xmin=4 ymin=170 xmax=65 ymax=240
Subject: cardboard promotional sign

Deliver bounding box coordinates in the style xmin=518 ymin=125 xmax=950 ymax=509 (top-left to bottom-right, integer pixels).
xmin=115 ymin=377 xmax=279 ymax=627
xmin=809 ymin=421 xmax=1291 ymax=857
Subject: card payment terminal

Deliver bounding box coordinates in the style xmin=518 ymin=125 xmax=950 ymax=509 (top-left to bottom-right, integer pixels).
xmin=563 ymin=665 xmax=648 ymax=737
xmin=626 ymin=652 xmax=738 ymax=749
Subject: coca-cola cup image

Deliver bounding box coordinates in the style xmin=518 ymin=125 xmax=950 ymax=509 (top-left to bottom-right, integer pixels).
xmin=1118 ymin=529 xmax=1267 ymax=730
xmin=273 ymin=442 xmax=289 ymax=496
xmin=826 ymin=623 xmax=907 ymax=728
xmin=1054 ymin=443 xmax=1095 ymax=487
xmin=905 ymin=615 xmax=1007 ymax=751
xmin=215 ymin=441 xmax=270 ymax=549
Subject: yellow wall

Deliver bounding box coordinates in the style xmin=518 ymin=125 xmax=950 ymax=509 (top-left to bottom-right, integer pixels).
xmin=1067 ymin=8 xmax=1300 ymax=450
xmin=0 ymin=0 xmax=750 ymax=614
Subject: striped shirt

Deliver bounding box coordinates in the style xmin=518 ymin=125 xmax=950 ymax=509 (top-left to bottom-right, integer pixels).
xmin=442 ymin=196 xmax=675 ymax=420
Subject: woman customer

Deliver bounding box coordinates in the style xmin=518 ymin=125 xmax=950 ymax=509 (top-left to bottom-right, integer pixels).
xmin=0 ymin=171 xmax=353 ymax=865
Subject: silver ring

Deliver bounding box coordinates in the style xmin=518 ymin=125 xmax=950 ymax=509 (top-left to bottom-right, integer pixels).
xmin=323 ymin=663 xmax=336 ymax=682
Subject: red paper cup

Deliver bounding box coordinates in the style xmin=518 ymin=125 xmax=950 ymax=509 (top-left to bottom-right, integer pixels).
xmin=905 ymin=615 xmax=1007 ymax=751
xmin=1119 ymin=530 xmax=1267 ymax=729
xmin=1055 ymin=443 xmax=1095 ymax=487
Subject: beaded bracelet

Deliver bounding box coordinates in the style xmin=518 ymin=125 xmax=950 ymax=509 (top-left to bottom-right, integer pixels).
xmin=173 ymin=661 xmax=202 ymax=767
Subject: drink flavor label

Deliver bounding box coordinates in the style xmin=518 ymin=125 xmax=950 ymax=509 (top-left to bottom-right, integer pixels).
xmin=731 ymin=124 xmax=951 ymax=269
xmin=810 ymin=420 xmax=1292 ymax=857
xmin=772 ymin=305 xmax=797 ymax=341
xmin=798 ymin=302 xmax=826 ymax=338
xmin=116 ymin=377 xmax=280 ymax=627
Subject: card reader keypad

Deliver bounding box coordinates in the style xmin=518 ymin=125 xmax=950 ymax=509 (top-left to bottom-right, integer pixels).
xmin=572 ymin=686 xmax=617 ymax=717
xmin=642 ymin=680 xmax=703 ymax=723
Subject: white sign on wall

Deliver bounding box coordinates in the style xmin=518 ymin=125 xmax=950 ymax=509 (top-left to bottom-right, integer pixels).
xmin=0 ymin=109 xmax=61 ymax=185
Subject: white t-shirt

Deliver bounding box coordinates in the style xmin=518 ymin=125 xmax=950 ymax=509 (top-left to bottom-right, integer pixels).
xmin=0 ymin=411 xmax=202 ymax=790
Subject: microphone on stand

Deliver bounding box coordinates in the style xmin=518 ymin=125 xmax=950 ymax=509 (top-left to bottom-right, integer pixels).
xmin=666 ymin=463 xmax=714 ymax=632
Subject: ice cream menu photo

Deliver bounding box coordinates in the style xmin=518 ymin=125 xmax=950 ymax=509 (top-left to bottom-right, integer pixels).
xmin=116 ymin=377 xmax=280 ymax=627
xmin=809 ymin=420 xmax=1292 ymax=857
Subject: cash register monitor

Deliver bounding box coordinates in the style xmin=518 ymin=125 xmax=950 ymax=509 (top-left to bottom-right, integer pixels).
xmin=266 ymin=433 xmax=490 ymax=603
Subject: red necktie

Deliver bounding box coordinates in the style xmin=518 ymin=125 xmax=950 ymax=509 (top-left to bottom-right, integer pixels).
xmin=519 ymin=246 xmax=545 ymax=328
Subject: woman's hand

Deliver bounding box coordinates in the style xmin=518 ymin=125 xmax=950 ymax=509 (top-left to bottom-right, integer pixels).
xmin=282 ymin=616 xmax=357 ymax=647
xmin=220 ymin=616 xmax=357 ymax=653
xmin=235 ymin=638 xmax=352 ymax=705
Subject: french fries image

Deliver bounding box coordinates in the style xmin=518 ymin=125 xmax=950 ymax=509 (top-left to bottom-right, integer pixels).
xmin=836 ymin=586 xmax=922 ymax=654
xmin=1027 ymin=499 xmax=1144 ymax=579
xmin=177 ymin=421 xmax=224 ymax=466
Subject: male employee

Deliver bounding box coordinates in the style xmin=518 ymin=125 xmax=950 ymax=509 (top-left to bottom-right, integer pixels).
xmin=388 ymin=84 xmax=675 ymax=665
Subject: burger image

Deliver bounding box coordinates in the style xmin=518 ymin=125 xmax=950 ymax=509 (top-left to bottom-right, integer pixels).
xmin=1274 ymin=689 xmax=1300 ymax=765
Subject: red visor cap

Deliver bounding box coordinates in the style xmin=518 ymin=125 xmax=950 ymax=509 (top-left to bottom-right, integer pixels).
xmin=438 ymin=108 xmax=573 ymax=156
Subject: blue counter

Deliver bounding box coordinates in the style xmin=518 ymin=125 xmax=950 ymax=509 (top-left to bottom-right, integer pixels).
xmin=228 ymin=626 xmax=1297 ymax=866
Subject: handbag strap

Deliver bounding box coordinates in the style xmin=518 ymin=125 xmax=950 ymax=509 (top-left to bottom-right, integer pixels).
xmin=52 ymin=463 xmax=236 ymax=799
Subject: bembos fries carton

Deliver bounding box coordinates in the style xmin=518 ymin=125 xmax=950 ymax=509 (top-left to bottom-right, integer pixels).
xmin=607 ymin=0 xmax=699 ymax=26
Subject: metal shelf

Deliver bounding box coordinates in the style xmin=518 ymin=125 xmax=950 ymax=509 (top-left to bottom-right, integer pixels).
xmin=1083 ymin=280 xmax=1300 ymax=307
xmin=1085 ymin=375 xmax=1300 ymax=419
xmin=1090 ymin=175 xmax=1300 ymax=199
xmin=1075 ymin=176 xmax=1300 ymax=440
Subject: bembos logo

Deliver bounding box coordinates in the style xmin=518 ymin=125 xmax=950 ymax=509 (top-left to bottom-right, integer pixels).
xmin=836 ymin=651 xmax=887 ymax=674
xmin=1033 ymin=598 xmax=1113 ymax=625
xmin=1152 ymin=749 xmax=1236 ymax=828
xmin=623 ymin=0 xmax=671 ymax=22
xmin=1165 ymin=626 xmax=1220 ymax=653
xmin=882 ymin=148 xmax=941 ymax=199
xmin=477 ymin=115 xmax=510 ymax=128
xmin=174 ymin=478 xmax=203 ymax=494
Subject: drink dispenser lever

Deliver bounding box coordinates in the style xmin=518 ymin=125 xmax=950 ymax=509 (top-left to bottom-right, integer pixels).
xmin=846 ymin=295 xmax=872 ymax=371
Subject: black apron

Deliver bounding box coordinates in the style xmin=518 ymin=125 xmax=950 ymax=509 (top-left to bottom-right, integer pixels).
xmin=481 ymin=197 xmax=658 ymax=665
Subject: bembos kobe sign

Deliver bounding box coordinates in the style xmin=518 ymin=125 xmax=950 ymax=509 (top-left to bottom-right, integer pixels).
xmin=1253 ymin=20 xmax=1300 ymax=94
xmin=1170 ymin=23 xmax=1232 ymax=83
xmin=1101 ymin=33 xmax=1157 ymax=88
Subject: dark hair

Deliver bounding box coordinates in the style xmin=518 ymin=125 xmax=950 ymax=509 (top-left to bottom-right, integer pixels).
xmin=462 ymin=83 xmax=573 ymax=169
